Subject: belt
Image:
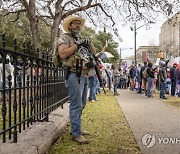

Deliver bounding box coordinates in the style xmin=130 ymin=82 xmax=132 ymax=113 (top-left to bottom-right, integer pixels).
xmin=69 ymin=67 xmax=89 ymax=77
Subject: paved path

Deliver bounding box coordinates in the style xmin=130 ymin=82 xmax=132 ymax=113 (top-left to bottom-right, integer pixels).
xmin=116 ymin=89 xmax=180 ymax=154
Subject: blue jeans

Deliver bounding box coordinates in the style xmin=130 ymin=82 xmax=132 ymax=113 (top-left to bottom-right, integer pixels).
xmin=65 ymin=72 xmax=88 ymax=137
xmin=171 ymin=80 xmax=176 ymax=96
xmin=138 ymin=80 xmax=142 ymax=94
xmin=160 ymin=81 xmax=166 ymax=98
xmin=147 ymin=77 xmax=153 ymax=97
xmin=95 ymin=78 xmax=100 ymax=93
xmin=114 ymin=83 xmax=118 ymax=93
xmin=88 ymin=75 xmax=96 ymax=101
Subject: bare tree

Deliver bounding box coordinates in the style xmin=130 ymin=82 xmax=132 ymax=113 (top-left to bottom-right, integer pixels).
xmin=1 ymin=0 xmax=179 ymax=55
xmin=161 ymin=41 xmax=176 ymax=57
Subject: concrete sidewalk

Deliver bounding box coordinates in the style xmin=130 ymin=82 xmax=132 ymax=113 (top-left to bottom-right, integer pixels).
xmin=116 ymin=89 xmax=180 ymax=154
xmin=0 ymin=103 xmax=69 ymax=154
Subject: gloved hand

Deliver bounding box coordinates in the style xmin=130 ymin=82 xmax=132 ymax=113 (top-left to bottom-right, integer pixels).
xmin=75 ymin=38 xmax=90 ymax=47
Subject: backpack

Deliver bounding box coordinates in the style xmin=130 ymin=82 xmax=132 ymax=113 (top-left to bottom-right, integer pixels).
xmin=52 ymin=33 xmax=70 ymax=67
xmin=52 ymin=49 xmax=62 ymax=67
xmin=142 ymin=68 xmax=148 ymax=79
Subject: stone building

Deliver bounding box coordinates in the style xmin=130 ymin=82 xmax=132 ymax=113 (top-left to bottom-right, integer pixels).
xmin=136 ymin=46 xmax=159 ymax=64
xmin=159 ymin=11 xmax=180 ymax=57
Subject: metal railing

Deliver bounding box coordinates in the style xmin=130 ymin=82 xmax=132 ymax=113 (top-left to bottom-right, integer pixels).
xmin=0 ymin=34 xmax=69 ymax=143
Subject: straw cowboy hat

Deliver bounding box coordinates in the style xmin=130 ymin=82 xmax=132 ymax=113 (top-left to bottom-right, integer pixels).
xmin=63 ymin=15 xmax=85 ymax=32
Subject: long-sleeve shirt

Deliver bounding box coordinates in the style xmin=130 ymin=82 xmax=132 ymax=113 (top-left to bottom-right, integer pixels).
xmin=112 ymin=69 xmax=120 ymax=85
xmin=147 ymin=67 xmax=154 ymax=78
xmin=159 ymin=67 xmax=167 ymax=82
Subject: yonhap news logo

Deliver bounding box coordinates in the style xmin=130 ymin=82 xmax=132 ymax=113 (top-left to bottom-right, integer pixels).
xmin=142 ymin=133 xmax=156 ymax=148
xmin=142 ymin=133 xmax=180 ymax=148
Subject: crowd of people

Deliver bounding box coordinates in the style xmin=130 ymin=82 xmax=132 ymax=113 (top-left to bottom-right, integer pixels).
xmin=87 ymin=63 xmax=121 ymax=102
xmin=88 ymin=60 xmax=180 ymax=101
xmin=96 ymin=60 xmax=180 ymax=99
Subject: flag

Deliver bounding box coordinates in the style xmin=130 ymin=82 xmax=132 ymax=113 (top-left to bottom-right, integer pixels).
xmin=146 ymin=52 xmax=149 ymax=62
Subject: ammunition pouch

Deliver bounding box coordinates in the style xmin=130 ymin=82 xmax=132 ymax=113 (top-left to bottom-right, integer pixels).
xmin=60 ymin=39 xmax=96 ymax=78
xmin=85 ymin=61 xmax=95 ymax=69
xmin=63 ymin=55 xmax=77 ymax=68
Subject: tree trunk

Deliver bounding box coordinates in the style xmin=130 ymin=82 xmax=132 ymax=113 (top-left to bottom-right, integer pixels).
xmin=21 ymin=0 xmax=42 ymax=57
xmin=28 ymin=16 xmax=41 ymax=56
xmin=50 ymin=2 xmax=63 ymax=55
xmin=50 ymin=15 xmax=62 ymax=55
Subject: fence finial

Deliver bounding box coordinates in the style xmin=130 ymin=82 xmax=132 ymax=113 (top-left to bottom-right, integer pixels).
xmin=30 ymin=45 xmax=33 ymax=54
xmin=2 ymin=33 xmax=6 ymax=48
xmin=37 ymin=48 xmax=39 ymax=57
xmin=13 ymin=38 xmax=17 ymax=51
xmin=23 ymin=42 xmax=26 ymax=53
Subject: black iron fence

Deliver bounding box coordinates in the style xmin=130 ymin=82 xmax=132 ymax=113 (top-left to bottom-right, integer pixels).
xmin=0 ymin=34 xmax=69 ymax=143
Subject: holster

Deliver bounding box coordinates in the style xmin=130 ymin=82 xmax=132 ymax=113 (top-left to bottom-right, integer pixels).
xmin=64 ymin=67 xmax=70 ymax=80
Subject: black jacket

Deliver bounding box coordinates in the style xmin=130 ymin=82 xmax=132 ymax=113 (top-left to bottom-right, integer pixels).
xmin=140 ymin=65 xmax=147 ymax=79
xmin=129 ymin=67 xmax=135 ymax=79
xmin=159 ymin=67 xmax=167 ymax=82
xmin=147 ymin=67 xmax=154 ymax=78
xmin=170 ymin=66 xmax=176 ymax=81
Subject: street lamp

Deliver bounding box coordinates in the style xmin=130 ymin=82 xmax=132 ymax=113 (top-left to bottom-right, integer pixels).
xmin=119 ymin=48 xmax=133 ymax=64
xmin=130 ymin=21 xmax=155 ymax=65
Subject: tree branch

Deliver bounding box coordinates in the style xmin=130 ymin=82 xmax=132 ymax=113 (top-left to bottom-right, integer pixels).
xmin=19 ymin=0 xmax=29 ymax=9
xmin=47 ymin=0 xmax=55 ymax=19
xmin=38 ymin=16 xmax=52 ymax=27
xmin=3 ymin=9 xmax=26 ymax=17
xmin=84 ymin=10 xmax=97 ymax=26
xmin=7 ymin=1 xmax=19 ymax=9
xmin=3 ymin=9 xmax=27 ymax=22
xmin=62 ymin=2 xmax=115 ymax=26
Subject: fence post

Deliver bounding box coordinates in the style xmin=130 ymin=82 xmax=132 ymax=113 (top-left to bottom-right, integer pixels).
xmin=0 ymin=36 xmax=68 ymax=143
xmin=2 ymin=33 xmax=6 ymax=48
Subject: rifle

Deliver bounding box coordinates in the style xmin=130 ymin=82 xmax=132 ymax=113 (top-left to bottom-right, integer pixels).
xmin=70 ymin=33 xmax=106 ymax=94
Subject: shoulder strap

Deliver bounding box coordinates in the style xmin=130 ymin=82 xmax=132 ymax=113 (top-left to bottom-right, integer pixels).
xmin=65 ymin=33 xmax=78 ymax=41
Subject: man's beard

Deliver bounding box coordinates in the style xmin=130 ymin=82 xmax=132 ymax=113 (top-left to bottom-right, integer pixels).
xmin=71 ymin=28 xmax=80 ymax=35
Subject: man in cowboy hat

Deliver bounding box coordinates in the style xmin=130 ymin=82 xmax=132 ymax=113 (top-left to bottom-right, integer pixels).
xmin=57 ymin=15 xmax=96 ymax=144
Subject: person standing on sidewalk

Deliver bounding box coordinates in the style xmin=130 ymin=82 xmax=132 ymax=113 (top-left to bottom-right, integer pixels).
xmin=140 ymin=61 xmax=148 ymax=95
xmin=158 ymin=61 xmax=167 ymax=99
xmin=105 ymin=65 xmax=112 ymax=91
xmin=88 ymin=69 xmax=97 ymax=101
xmin=57 ymin=15 xmax=96 ymax=144
xmin=112 ymin=64 xmax=120 ymax=96
xmin=146 ymin=62 xmax=154 ymax=98
xmin=170 ymin=63 xmax=177 ymax=96
xmin=129 ymin=65 xmax=135 ymax=91
xmin=175 ymin=64 xmax=180 ymax=97
xmin=137 ymin=64 xmax=142 ymax=94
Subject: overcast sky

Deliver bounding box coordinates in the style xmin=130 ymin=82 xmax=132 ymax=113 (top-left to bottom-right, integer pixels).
xmin=116 ymin=14 xmax=168 ymax=59
xmin=86 ymin=10 xmax=178 ymax=60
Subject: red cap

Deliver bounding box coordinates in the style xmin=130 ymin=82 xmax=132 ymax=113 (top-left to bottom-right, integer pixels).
xmin=173 ymin=63 xmax=178 ymax=66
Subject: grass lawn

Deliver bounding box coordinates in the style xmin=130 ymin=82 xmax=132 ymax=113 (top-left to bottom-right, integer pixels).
xmin=50 ymin=91 xmax=141 ymax=154
xmin=153 ymin=91 xmax=180 ymax=108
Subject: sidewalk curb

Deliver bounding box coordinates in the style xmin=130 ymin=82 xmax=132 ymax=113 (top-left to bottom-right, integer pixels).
xmin=0 ymin=103 xmax=69 ymax=154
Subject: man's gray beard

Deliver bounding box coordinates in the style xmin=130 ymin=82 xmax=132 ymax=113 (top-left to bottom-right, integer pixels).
xmin=73 ymin=29 xmax=80 ymax=34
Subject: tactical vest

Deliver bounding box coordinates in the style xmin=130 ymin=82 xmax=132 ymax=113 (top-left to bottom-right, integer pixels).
xmin=56 ymin=33 xmax=90 ymax=76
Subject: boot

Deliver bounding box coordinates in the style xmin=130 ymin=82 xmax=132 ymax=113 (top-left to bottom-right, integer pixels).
xmin=82 ymin=130 xmax=90 ymax=135
xmin=72 ymin=135 xmax=89 ymax=144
